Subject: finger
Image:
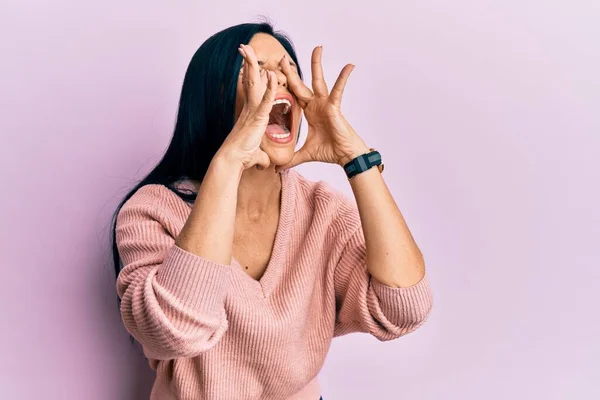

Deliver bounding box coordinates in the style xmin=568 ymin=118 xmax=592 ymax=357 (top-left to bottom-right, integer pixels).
xmin=280 ymin=55 xmax=313 ymax=104
xmin=239 ymin=44 xmax=261 ymax=90
xmin=276 ymin=148 xmax=312 ymax=171
xmin=238 ymin=46 xmax=249 ymax=78
xmin=237 ymin=46 xmax=247 ymax=60
xmin=311 ymin=46 xmax=328 ymax=97
xmin=241 ymin=44 xmax=261 ymax=83
xmin=255 ymin=70 xmax=277 ymax=119
xmin=254 ymin=149 xmax=271 ymax=170
xmin=260 ymin=67 xmax=268 ymax=86
xmin=330 ymin=64 xmax=355 ymax=108
xmin=239 ymin=47 xmax=251 ymax=97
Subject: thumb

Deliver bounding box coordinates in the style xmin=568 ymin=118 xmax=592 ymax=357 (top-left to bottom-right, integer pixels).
xmin=276 ymin=148 xmax=312 ymax=172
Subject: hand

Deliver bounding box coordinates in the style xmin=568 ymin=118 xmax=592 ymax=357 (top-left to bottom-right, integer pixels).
xmin=276 ymin=46 xmax=370 ymax=171
xmin=216 ymin=44 xmax=277 ymax=171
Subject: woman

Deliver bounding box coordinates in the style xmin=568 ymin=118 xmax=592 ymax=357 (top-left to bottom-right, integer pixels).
xmin=112 ymin=22 xmax=433 ymax=400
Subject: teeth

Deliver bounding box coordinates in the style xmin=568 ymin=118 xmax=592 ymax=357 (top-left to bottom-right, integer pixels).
xmin=274 ymin=99 xmax=291 ymax=106
xmin=270 ymin=127 xmax=291 ymax=139
xmin=273 ymin=98 xmax=291 ymax=114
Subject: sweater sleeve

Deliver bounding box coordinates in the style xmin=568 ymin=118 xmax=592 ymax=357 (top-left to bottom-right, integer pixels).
xmin=333 ymin=225 xmax=433 ymax=341
xmin=115 ymin=191 xmax=231 ymax=360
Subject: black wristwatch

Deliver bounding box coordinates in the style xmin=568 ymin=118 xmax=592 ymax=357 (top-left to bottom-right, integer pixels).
xmin=343 ymin=148 xmax=384 ymax=180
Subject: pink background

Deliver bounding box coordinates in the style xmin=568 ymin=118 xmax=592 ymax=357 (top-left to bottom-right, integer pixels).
xmin=1 ymin=1 xmax=599 ymax=399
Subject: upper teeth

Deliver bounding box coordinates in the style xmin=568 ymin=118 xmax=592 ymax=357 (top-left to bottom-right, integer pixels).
xmin=273 ymin=98 xmax=291 ymax=114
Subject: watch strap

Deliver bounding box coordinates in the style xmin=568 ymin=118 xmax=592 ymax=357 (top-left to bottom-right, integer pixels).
xmin=343 ymin=149 xmax=384 ymax=180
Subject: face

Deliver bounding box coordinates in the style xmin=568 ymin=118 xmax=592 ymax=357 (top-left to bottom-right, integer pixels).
xmin=235 ymin=33 xmax=302 ymax=167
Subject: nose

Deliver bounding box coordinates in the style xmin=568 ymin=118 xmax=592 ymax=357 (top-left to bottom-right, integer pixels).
xmin=265 ymin=65 xmax=287 ymax=88
xmin=275 ymin=68 xmax=287 ymax=87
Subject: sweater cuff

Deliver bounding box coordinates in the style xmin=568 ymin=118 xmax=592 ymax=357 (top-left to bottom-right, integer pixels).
xmin=156 ymin=245 xmax=231 ymax=313
xmin=370 ymin=274 xmax=432 ymax=326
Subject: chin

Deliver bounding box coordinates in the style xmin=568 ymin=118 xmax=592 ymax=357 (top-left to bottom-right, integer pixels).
xmin=263 ymin=145 xmax=296 ymax=167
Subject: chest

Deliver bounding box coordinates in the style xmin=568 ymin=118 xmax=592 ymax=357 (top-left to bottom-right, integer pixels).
xmin=232 ymin=216 xmax=279 ymax=280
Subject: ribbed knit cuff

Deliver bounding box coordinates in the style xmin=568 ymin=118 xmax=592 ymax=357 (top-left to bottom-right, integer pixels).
xmin=156 ymin=245 xmax=231 ymax=315
xmin=370 ymin=274 xmax=433 ymax=328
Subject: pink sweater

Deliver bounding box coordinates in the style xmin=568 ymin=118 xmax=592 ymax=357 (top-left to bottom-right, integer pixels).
xmin=115 ymin=169 xmax=432 ymax=400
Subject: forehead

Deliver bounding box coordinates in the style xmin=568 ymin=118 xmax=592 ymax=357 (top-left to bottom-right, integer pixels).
xmin=248 ymin=33 xmax=290 ymax=61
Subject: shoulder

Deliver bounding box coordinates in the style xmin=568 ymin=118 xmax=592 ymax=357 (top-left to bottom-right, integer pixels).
xmin=287 ymin=170 xmax=361 ymax=235
xmin=117 ymin=183 xmax=190 ymax=231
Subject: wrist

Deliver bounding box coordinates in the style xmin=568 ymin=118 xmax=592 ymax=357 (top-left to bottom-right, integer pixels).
xmin=338 ymin=142 xmax=371 ymax=167
xmin=211 ymin=149 xmax=244 ymax=180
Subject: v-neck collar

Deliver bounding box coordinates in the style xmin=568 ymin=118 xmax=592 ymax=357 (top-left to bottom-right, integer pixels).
xmin=175 ymin=170 xmax=296 ymax=299
xmin=230 ymin=169 xmax=295 ymax=299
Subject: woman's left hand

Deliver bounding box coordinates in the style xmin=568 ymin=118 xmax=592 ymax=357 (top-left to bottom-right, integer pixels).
xmin=276 ymin=46 xmax=370 ymax=171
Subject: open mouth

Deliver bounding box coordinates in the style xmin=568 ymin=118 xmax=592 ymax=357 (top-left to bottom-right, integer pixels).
xmin=266 ymin=96 xmax=293 ymax=143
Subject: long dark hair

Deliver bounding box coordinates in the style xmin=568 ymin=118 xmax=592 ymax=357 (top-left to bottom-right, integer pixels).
xmin=110 ymin=22 xmax=303 ymax=287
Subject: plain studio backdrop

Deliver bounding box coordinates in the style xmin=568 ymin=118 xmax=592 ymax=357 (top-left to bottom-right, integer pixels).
xmin=1 ymin=0 xmax=599 ymax=399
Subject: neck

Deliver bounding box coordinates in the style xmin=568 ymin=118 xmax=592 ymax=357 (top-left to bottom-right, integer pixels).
xmin=237 ymin=165 xmax=282 ymax=221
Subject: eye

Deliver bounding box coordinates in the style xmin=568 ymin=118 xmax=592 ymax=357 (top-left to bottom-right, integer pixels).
xmin=239 ymin=64 xmax=265 ymax=75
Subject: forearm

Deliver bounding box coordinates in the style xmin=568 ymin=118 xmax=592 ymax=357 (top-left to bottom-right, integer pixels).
xmin=346 ymin=153 xmax=425 ymax=288
xmin=176 ymin=153 xmax=242 ymax=265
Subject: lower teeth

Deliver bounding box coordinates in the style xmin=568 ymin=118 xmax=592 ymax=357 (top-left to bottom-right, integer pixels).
xmin=271 ymin=127 xmax=290 ymax=139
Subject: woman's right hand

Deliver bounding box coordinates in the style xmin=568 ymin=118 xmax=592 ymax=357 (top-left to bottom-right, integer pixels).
xmin=216 ymin=44 xmax=277 ymax=171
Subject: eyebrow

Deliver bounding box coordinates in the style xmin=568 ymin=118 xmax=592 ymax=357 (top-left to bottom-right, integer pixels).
xmin=257 ymin=59 xmax=297 ymax=68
